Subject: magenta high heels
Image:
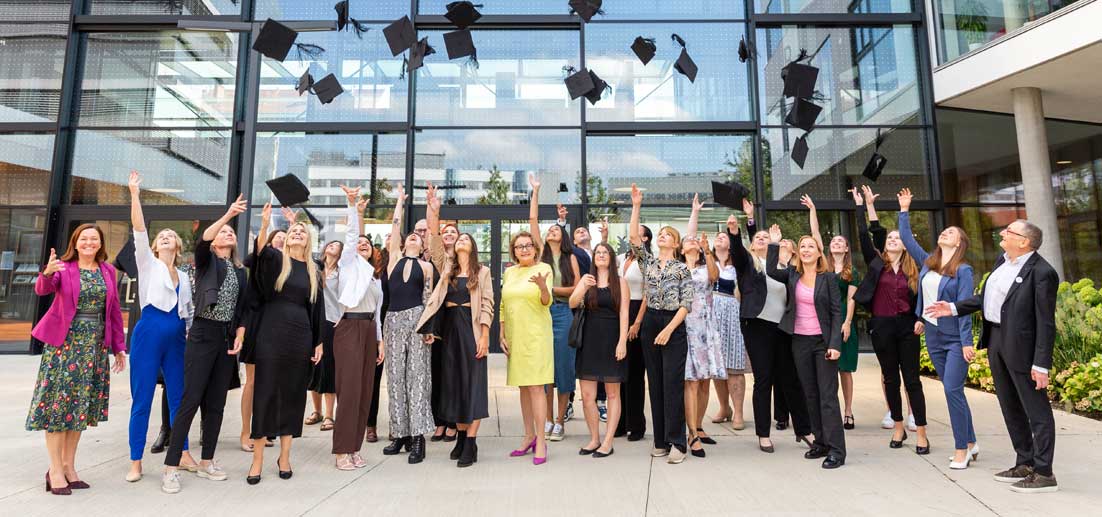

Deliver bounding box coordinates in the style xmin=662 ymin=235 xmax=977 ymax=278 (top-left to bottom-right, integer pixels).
xmin=533 ymin=455 xmax=547 ymax=466
xmin=510 ymin=438 xmax=537 ymax=457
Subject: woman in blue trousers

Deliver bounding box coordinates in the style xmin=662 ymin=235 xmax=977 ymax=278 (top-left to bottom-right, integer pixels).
xmin=126 ymin=171 xmax=197 ymax=482
xmin=898 ymin=188 xmax=979 ymax=470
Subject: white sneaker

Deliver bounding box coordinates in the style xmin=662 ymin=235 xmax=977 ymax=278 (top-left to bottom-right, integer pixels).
xmin=907 ymin=414 xmax=918 ymax=432
xmin=161 ymin=471 xmax=181 ymax=494
xmin=667 ymin=447 xmax=686 ymax=464
xmin=549 ymin=423 xmax=565 ymax=441
xmin=544 ymin=421 xmax=553 ymax=439
xmin=195 ymin=460 xmax=228 ymax=481
xmin=881 ymin=411 xmax=893 ymax=429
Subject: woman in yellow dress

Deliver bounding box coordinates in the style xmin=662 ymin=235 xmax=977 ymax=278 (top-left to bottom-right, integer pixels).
xmin=500 ymin=178 xmax=554 ymax=466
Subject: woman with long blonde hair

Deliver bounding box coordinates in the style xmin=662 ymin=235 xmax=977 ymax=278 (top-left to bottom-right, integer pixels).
xmin=765 ymin=225 xmax=845 ymax=469
xmin=246 ymin=205 xmax=325 ymax=485
xmin=853 ymin=185 xmax=928 ymax=455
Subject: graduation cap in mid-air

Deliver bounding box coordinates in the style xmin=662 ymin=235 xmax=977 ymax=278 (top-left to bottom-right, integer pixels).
xmin=266 ymin=174 xmax=324 ymax=229
xmin=631 ymin=37 xmax=656 ymax=66
xmin=383 ymin=16 xmax=417 ymax=56
xmin=408 ymin=37 xmax=436 ymax=73
xmin=791 ymin=134 xmax=810 ymax=169
xmin=737 ymin=36 xmax=755 ymax=63
xmin=711 ymin=181 xmax=751 ymax=210
xmin=583 ymin=70 xmax=610 ymax=105
xmin=252 ymin=19 xmax=327 ymax=62
xmin=311 ymin=73 xmax=344 ymax=105
xmin=671 ymin=34 xmax=698 ymax=83
xmin=783 ymin=60 xmax=819 ymax=100
xmin=334 ymin=0 xmax=371 ymax=38
xmin=443 ymin=29 xmax=478 ymax=68
xmin=113 ymin=234 xmax=138 ymax=279
xmin=563 ymin=66 xmax=595 ymax=100
xmin=784 ymin=97 xmax=823 ymax=133
xmin=569 ymin=0 xmax=604 ymax=22
xmin=296 ymin=70 xmax=314 ymax=96
xmin=863 ymin=129 xmax=890 ymax=181
xmin=445 ymin=1 xmax=483 ymax=29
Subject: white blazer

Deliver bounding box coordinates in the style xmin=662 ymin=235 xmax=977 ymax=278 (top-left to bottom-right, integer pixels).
xmin=336 ymin=203 xmax=384 ymax=333
xmin=134 ymin=229 xmax=194 ymax=325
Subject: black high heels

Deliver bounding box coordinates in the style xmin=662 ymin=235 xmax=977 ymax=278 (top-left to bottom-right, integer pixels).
xmin=695 ymin=428 xmax=717 ymax=445
xmin=689 ymin=437 xmax=706 ymax=458
xmin=408 ymin=435 xmax=426 ymax=464
xmin=382 ymin=436 xmax=412 ymax=455
xmin=277 ymin=459 xmax=293 ymax=480
xmin=916 ymin=438 xmax=931 ymax=455
xmin=890 ymin=430 xmax=908 ymax=449
xmin=150 ymin=426 xmax=170 ymax=454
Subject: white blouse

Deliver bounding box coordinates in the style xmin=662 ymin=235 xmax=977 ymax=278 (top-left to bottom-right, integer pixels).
xmin=619 ymin=253 xmax=645 ymax=301
xmin=134 ymin=229 xmax=193 ymax=324
xmin=757 ymin=256 xmax=787 ymax=324
xmin=921 ymin=271 xmax=943 ymax=326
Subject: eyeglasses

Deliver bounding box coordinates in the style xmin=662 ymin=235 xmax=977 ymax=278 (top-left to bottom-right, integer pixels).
xmin=414 ymin=229 xmax=427 ymax=234
xmin=1000 ymin=227 xmax=1027 ymax=240
xmin=513 ymin=243 xmax=535 ymax=251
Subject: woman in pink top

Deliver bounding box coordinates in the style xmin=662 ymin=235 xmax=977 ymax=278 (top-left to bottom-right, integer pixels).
xmin=27 ymin=224 xmax=126 ymax=495
xmin=764 ymin=225 xmax=845 ymax=470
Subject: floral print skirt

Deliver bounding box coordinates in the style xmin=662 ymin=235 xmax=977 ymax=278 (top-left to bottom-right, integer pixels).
xmin=26 ymin=319 xmax=110 ymax=431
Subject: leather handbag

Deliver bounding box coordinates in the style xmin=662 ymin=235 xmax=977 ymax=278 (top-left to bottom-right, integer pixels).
xmin=568 ymin=307 xmax=586 ymax=349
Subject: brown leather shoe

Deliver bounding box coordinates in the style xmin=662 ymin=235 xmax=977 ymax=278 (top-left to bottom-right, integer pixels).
xmin=365 ymin=427 xmax=379 ymax=443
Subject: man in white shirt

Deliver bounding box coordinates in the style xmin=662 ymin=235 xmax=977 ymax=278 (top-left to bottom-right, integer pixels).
xmin=927 ymin=219 xmax=1059 ymax=494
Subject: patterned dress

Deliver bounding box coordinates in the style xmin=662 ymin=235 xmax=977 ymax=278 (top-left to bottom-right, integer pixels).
xmin=26 ymin=269 xmax=111 ymax=431
xmin=714 ymin=264 xmax=748 ymax=373
xmin=684 ymin=265 xmax=727 ymax=381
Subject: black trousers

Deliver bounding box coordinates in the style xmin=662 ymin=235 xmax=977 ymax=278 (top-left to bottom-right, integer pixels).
xmin=774 ymin=381 xmax=788 ymax=423
xmin=618 ymin=300 xmax=647 ymax=436
xmin=641 ymin=309 xmax=688 ymax=450
xmin=869 ymin=314 xmax=927 ymax=426
xmin=791 ymin=335 xmax=846 ymax=459
xmin=165 ymin=318 xmax=236 ymax=466
xmin=744 ymin=318 xmax=811 ymax=438
xmin=367 ymin=359 xmax=384 ymax=428
xmin=988 ymin=325 xmax=1056 ymax=476
xmin=430 ymin=335 xmax=454 ymax=429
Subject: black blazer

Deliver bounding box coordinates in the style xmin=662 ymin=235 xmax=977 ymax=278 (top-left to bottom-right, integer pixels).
xmin=766 ymin=244 xmax=843 ymax=350
xmin=729 ymin=221 xmax=768 ymax=320
xmin=853 ymin=211 xmax=917 ymax=311
xmin=194 ymin=238 xmax=247 ymax=330
xmin=954 ymin=253 xmax=1058 ymax=371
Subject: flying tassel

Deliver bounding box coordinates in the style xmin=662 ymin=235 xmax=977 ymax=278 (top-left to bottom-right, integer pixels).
xmin=671 ymin=33 xmax=687 ymax=48
xmin=294 ymin=43 xmax=327 ymax=61
xmin=399 ymin=56 xmax=409 ymax=80
xmin=349 ymin=18 xmax=371 ymax=39
xmin=465 ymin=48 xmax=479 ymax=70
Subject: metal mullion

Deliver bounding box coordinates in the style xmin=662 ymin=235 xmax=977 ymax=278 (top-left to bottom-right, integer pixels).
xmin=588 ymin=19 xmax=749 ymax=24
xmin=751 ymin=13 xmax=922 ymax=26
xmin=414 ymin=15 xmax=580 ymax=28
xmin=404 ymin=0 xmax=417 ymax=237
xmin=913 ymin=0 xmax=945 ymax=232
xmin=579 ymin=21 xmax=587 ymax=218
xmin=0 ymin=123 xmax=56 ymax=132
xmin=758 ymin=124 xmax=929 ymax=129
xmin=586 ymin=122 xmax=757 ymax=134
xmin=254 ymin=122 xmax=410 ymax=133
xmin=235 ymin=21 xmax=262 ymax=249
xmin=413 ymin=125 xmax=582 ymax=131
xmin=748 ymin=14 xmax=765 ymax=223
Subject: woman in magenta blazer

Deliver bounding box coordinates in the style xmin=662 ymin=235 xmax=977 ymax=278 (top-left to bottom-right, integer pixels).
xmin=27 ymin=223 xmax=126 ymax=495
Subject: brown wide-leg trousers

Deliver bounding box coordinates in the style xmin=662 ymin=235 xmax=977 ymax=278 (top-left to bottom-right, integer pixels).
xmin=332 ymin=317 xmax=379 ymax=454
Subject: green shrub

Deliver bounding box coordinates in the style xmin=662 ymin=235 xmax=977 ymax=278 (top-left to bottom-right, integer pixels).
xmin=966 ymin=349 xmax=995 ymax=393
xmin=1052 ymin=356 xmax=1102 ymax=413
xmin=918 ymin=338 xmax=936 ymax=375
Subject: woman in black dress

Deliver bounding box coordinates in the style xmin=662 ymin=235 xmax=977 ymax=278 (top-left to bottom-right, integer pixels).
xmin=240 ymin=227 xmax=286 ymax=452
xmin=246 ymin=204 xmax=324 ymax=484
xmin=570 ymin=242 xmax=630 ymax=458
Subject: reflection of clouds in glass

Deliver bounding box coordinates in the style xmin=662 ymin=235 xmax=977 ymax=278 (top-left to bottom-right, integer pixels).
xmin=586 ymin=151 xmax=675 ymax=176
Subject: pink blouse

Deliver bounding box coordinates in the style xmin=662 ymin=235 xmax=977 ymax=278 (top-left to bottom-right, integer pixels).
xmin=793 ymin=281 xmax=821 ymax=336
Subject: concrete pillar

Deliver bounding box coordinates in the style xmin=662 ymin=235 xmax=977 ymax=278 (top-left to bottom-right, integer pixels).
xmin=1011 ymin=86 xmax=1064 ymax=279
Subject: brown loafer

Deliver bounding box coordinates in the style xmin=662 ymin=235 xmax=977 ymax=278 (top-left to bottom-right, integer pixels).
xmin=365 ymin=427 xmax=378 ymax=443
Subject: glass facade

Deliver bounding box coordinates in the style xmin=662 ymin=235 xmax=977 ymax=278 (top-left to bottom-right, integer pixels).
xmin=934 ymin=0 xmax=1081 ymax=63
xmin=0 ymin=0 xmax=940 ymax=351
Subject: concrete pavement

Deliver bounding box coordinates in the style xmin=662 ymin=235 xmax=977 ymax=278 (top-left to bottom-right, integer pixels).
xmin=2 ymin=353 xmax=1101 ymax=517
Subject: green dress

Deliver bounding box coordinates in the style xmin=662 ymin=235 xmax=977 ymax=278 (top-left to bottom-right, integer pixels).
xmin=837 ymin=267 xmax=861 ymax=373
xmin=26 ymin=269 xmax=111 ymax=431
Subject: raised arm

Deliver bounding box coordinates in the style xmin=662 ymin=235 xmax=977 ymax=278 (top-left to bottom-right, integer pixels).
xmin=629 ymin=183 xmax=643 ymax=247
xmin=801 ymin=194 xmax=824 ymax=251
xmin=387 ymin=184 xmax=407 ymax=258
xmin=852 ymin=188 xmax=880 ymax=266
xmin=896 ymin=188 xmax=929 ymax=264
xmin=728 ymin=215 xmax=751 ymax=270
xmin=687 ymin=193 xmax=703 ymax=239
xmin=528 ymin=173 xmax=543 ymax=252
xmin=764 ymin=225 xmax=790 ymax=283
xmin=202 ymin=194 xmax=247 ymax=243
xmin=128 ymin=171 xmax=147 ymax=233
xmin=425 ymin=182 xmax=448 ymax=270
xmin=256 ymin=202 xmax=272 ymax=251
xmin=702 ymin=233 xmax=719 ymax=283
xmin=339 ymin=185 xmax=365 ymax=262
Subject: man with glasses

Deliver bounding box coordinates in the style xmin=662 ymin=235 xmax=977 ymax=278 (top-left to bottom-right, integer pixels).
xmin=926 ymin=219 xmax=1059 ymax=493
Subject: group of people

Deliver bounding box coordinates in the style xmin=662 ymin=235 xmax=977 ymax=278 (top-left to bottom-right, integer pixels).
xmin=25 ymin=172 xmax=1061 ymax=495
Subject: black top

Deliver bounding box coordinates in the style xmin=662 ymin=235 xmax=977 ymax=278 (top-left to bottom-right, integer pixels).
xmin=446 ymin=277 xmax=471 ymax=305
xmin=853 ymin=211 xmax=917 ymax=311
xmin=765 ymin=243 xmax=843 ymax=351
xmin=193 ymin=238 xmax=247 ymax=329
xmin=254 ymin=247 xmax=325 ymax=349
xmin=388 ymin=256 xmax=426 ymax=312
xmin=729 ymin=220 xmax=767 ymax=320
xmin=714 ymin=276 xmax=736 ymax=296
xmin=589 ymin=287 xmax=617 ymax=317
xmin=954 ymin=253 xmax=1058 ymax=371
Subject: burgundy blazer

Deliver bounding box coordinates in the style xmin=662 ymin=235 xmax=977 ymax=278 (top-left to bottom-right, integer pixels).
xmin=32 ymin=261 xmax=126 ymax=354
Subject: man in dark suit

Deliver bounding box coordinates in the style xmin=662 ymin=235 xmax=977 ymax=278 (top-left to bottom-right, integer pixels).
xmin=927 ymin=219 xmax=1058 ymax=493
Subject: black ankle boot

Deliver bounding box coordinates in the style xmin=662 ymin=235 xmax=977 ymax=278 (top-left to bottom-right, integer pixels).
xmin=457 ymin=437 xmax=478 ymax=468
xmin=450 ymin=431 xmax=468 ymax=460
xmin=383 ymin=436 xmax=411 ymax=455
xmin=408 ymin=435 xmax=426 ymax=464
xmin=150 ymin=426 xmax=170 ymax=454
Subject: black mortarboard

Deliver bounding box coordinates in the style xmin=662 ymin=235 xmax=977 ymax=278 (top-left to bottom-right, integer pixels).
xmin=862 ymin=129 xmax=889 ymax=181
xmin=784 ymin=98 xmax=822 ymax=133
xmin=296 ymin=69 xmax=314 ymax=96
xmin=408 ymin=37 xmax=436 ymax=72
xmin=312 ymin=73 xmax=344 ymax=104
xmin=711 ymin=181 xmax=751 ymax=209
xmin=563 ymin=66 xmax=595 ymax=100
xmin=113 ymin=234 xmax=138 ymax=279
xmin=631 ymin=36 xmax=656 ymax=66
xmin=569 ymin=0 xmax=604 ymax=23
xmin=558 ymin=182 xmax=569 ymax=193
xmin=783 ymin=62 xmax=819 ymax=100
xmin=791 ymin=135 xmax=809 ymax=169
xmin=738 ymin=36 xmax=754 ymax=63
xmin=265 ymin=174 xmax=324 ymax=229
xmin=584 ymin=70 xmax=610 ymax=105
xmin=335 ymin=0 xmax=370 ymax=38
xmin=444 ymin=29 xmax=477 ymax=63
xmin=253 ymin=19 xmax=298 ymax=61
xmin=383 ymin=16 xmax=416 ymax=56
xmin=445 ymin=1 xmax=483 ymax=29
xmin=671 ymin=34 xmax=697 ymax=83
